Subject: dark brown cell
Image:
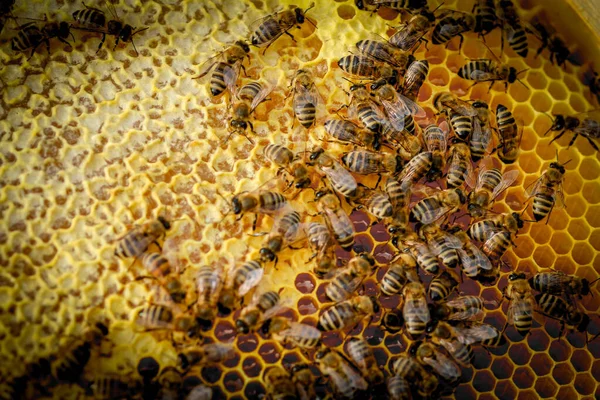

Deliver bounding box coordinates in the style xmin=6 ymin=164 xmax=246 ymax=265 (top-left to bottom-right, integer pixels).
xmin=574 ymin=372 xmax=595 ymax=395
xmin=223 ymin=350 xmax=240 ymax=368
xmin=453 ymin=384 xmax=477 ymax=399
xmin=534 ymin=376 xmax=558 ymax=398
xmin=556 ymin=386 xmax=578 ymax=400
xmin=565 ymin=329 xmax=587 ymax=348
xmin=244 ymin=380 xmax=266 ymax=399
xmin=526 ymin=329 xmax=550 ymax=352
xmin=182 ymin=374 xmax=203 ymax=393
xmin=215 ymin=320 xmax=237 ymax=343
xmin=530 ymin=353 xmax=553 ymax=376
xmin=223 ymin=371 xmax=244 ymax=393
xmin=512 ymin=366 xmax=534 ymax=389
xmin=362 ymin=325 xmax=383 ymax=346
xmin=362 ymin=279 xmax=379 ymax=296
xmin=372 ymin=347 xmax=388 ymax=369
xmin=258 ymin=343 xmax=280 ymax=364
xmin=495 ymin=379 xmax=518 ymax=400
xmin=351 ymin=210 xmax=371 ymax=233
xmin=383 ymin=334 xmax=405 ymax=354
xmin=472 ymin=346 xmax=492 ymax=370
xmin=592 ymin=360 xmax=600 ymax=382
xmin=378 ymin=293 xmax=400 ymax=309
xmin=237 ymin=333 xmax=259 ymax=353
xmin=353 ymin=233 xmax=374 ymax=253
xmin=242 ymin=356 xmax=262 ymax=378
xmin=281 ymin=352 xmax=301 ymax=367
xmin=370 ymin=223 xmax=390 ymax=243
xmin=549 ymin=339 xmax=571 ymax=362
xmin=516 ymin=389 xmax=541 ymax=400
xmin=570 ymin=349 xmax=592 ymax=372
xmin=589 ymin=339 xmax=600 ymax=358
xmin=201 ymin=366 xmax=222 ymax=384
xmin=321 ymin=331 xmax=343 ymax=347
xmin=294 ymin=273 xmax=316 ymax=294
xmin=508 ymin=343 xmax=532 ymax=365
xmin=297 ymin=296 xmax=318 ymax=315
xmin=491 ymin=357 xmax=514 ymax=379
xmin=316 ymin=283 xmax=329 ymax=303
xmin=473 ymin=370 xmax=495 ymax=392
xmin=552 ymin=362 xmax=575 ymax=384
xmin=459 ymin=365 xmax=473 ymax=384
xmin=457 ymin=277 xmax=480 ymax=296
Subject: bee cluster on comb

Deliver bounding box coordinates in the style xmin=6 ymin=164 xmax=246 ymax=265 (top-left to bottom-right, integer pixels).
xmin=0 ymin=0 xmax=599 ymax=399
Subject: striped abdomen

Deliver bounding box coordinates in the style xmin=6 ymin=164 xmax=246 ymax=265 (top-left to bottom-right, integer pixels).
xmin=468 ymin=220 xmax=497 ymax=242
xmin=210 ymin=61 xmax=231 ymax=97
xmin=473 ymin=0 xmax=496 ymax=34
xmin=532 ymin=192 xmax=554 ymax=221
xmin=115 ymin=229 xmax=152 ymax=258
xmin=450 ymin=113 xmax=472 ymax=140
xmin=364 ymin=191 xmax=393 ymax=219
xmin=258 ymin=191 xmax=288 ymax=213
xmin=511 ymin=299 xmax=533 ymax=336
xmin=52 ymin=341 xmax=91 ymax=381
xmin=72 ymin=7 xmax=106 ymax=28
xmin=142 ymin=252 xmax=172 ymax=278
xmin=318 ymin=302 xmax=355 ymax=331
xmin=136 ymin=305 xmax=173 ymax=329
xmin=251 ymin=18 xmax=285 ymax=47
xmin=337 ymin=54 xmax=377 ymax=77
xmin=482 ymin=230 xmax=511 ymax=260
xmin=403 ymin=299 xmax=428 ymax=338
xmin=458 ymin=60 xmax=492 ymax=80
xmin=356 ymin=102 xmax=381 ymax=133
xmin=293 ymin=92 xmax=316 ymax=128
xmin=12 ymin=26 xmax=44 ymax=51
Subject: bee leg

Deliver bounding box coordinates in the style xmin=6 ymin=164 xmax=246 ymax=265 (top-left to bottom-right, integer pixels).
xmin=96 ymin=32 xmax=106 ymax=53
xmin=134 ymin=275 xmax=157 ymax=282
xmin=240 ymin=63 xmax=248 ymax=77
xmin=252 ymin=214 xmax=259 ymax=231
xmin=586 ymin=136 xmax=599 ymax=151
xmin=284 ymin=30 xmax=296 ymax=42
xmin=57 ymin=36 xmax=73 ymax=48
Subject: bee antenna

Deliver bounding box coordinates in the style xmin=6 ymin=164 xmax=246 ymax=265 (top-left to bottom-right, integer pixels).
xmin=341 ymin=77 xmax=357 ymax=86
xmin=481 ymin=41 xmax=500 ymax=63
xmin=516 ymin=78 xmax=530 ymax=91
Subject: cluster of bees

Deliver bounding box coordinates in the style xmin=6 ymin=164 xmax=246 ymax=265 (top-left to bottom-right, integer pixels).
xmin=0 ymin=0 xmax=146 ymax=58
xmin=4 ymin=0 xmax=600 ymax=399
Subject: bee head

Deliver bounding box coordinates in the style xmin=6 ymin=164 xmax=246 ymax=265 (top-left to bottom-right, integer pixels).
xmin=308 ymin=147 xmax=324 ymax=162
xmin=369 ymin=295 xmax=380 ymax=313
xmin=549 ymin=162 xmax=566 ymax=174
xmin=425 ymin=319 xmax=439 ymax=334
xmin=512 ymin=212 xmax=525 ymax=229
xmin=158 ymin=216 xmax=171 ymax=230
xmin=230 ymin=119 xmax=247 ymax=130
xmin=137 ymin=357 xmax=160 ymax=380
xmin=259 ymin=247 xmax=276 ymax=262
xmin=107 ymin=20 xmax=124 ymax=36
xmin=508 ymin=272 xmax=526 ymax=281
xmin=355 ymin=0 xmax=365 ymax=9
xmin=236 ymin=40 xmax=250 ymax=53
xmin=295 ymin=177 xmax=311 ymax=189
xmin=359 ymin=252 xmax=376 ymax=266
xmin=235 ymin=319 xmax=250 ymax=334
xmin=231 ymin=196 xmax=243 ymax=214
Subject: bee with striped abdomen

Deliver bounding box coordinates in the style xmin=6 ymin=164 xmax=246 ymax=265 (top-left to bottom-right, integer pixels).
xmin=193 ymin=40 xmax=250 ymax=97
xmin=138 ymin=252 xmax=186 ymax=304
xmin=450 ymin=226 xmax=494 ymax=281
xmin=426 ymin=320 xmax=473 ymax=366
xmin=430 ymin=295 xmax=486 ymax=322
xmin=468 ymin=211 xmax=525 ymax=242
xmin=356 ymin=39 xmax=415 ymax=73
xmin=315 ymin=347 xmax=368 ymax=398
xmin=309 ymin=148 xmax=359 ymax=198
xmin=389 ymin=8 xmax=436 ymax=52
xmin=544 ymin=112 xmax=600 ymax=151
xmin=402 ymin=59 xmax=429 ymax=101
xmin=346 ymin=337 xmax=384 ymax=385
xmin=457 ymin=59 xmax=528 ymax=92
xmin=412 ymin=341 xmax=462 ymax=382
xmin=392 ymin=354 xmax=437 ymax=398
xmin=315 ymin=190 xmax=355 ymax=251
xmin=528 ymin=271 xmax=599 ymax=299
xmin=290 ymin=69 xmax=320 ymax=128
xmin=396 ymin=151 xmax=433 ymax=184
xmin=341 ymin=149 xmax=404 ymax=176
xmin=380 ymin=253 xmax=418 ymax=296
xmin=496 ymin=0 xmax=528 ymax=57
xmin=228 ymin=81 xmax=272 ymax=143
xmin=259 ymin=210 xmax=303 ymax=263
xmin=338 ymin=54 xmax=398 ymax=86
xmin=250 ymin=3 xmax=315 ymax=50
xmin=384 ymin=177 xmax=412 ymax=232
xmin=482 ymin=229 xmax=513 ymax=263
xmin=344 ymin=81 xmax=385 ymax=135
xmin=229 ymin=189 xmax=288 ymax=223
xmin=236 ymin=290 xmax=282 ymax=334
xmin=524 ymin=156 xmax=568 ymax=223
xmin=12 ymin=19 xmax=75 ymax=59
xmin=263 ymin=366 xmax=297 ymax=400
xmin=134 ymin=303 xmax=199 ymax=338
xmin=528 ymin=17 xmax=572 ymax=67
xmin=504 ymin=272 xmax=535 ymax=336
xmin=467 ymin=161 xmax=520 ymax=218
xmin=422 ymin=121 xmax=449 ymax=181
xmin=402 ymin=282 xmax=430 ymax=338
xmin=115 ymin=217 xmax=171 ymax=259
xmin=431 ymin=12 xmax=475 ymax=51
xmin=317 ymin=295 xmax=380 ymax=332
xmin=325 ymin=253 xmax=375 ymax=302
xmin=290 ymin=363 xmax=316 ymax=400
xmin=496 ymin=104 xmax=521 ymax=163
xmin=263 ymin=144 xmax=314 ymax=190
xmin=470 ymin=100 xmax=494 ymax=161
xmin=472 ymin=0 xmax=497 ymax=38
xmin=433 ymin=92 xmax=478 ymax=118
xmin=428 ymin=270 xmax=460 ymax=303
xmin=450 ymin=320 xmax=506 ymax=347
xmin=357 ymin=0 xmax=428 ymax=12
xmin=535 ymin=293 xmax=590 ymax=338
xmin=386 ymin=376 xmax=411 ymax=400
xmin=194 ymin=265 xmax=224 ymax=321
xmin=324 ymin=118 xmax=382 ymax=150
xmin=72 ymin=1 xmax=147 ymax=55
xmin=392 ymin=230 xmax=439 ymax=275
xmin=306 ymin=221 xmax=337 ymax=278
xmin=446 ymin=140 xmax=475 ymax=188
xmin=372 ymin=82 xmax=425 ymax=133
xmin=381 ymin=120 xmax=423 ymax=160
xmin=411 ymin=187 xmax=466 ymax=225
xmin=262 ymin=316 xmax=322 ymax=348
xmin=352 ymin=185 xmax=394 ymax=220
xmin=419 ymin=223 xmax=462 ymax=270
xmin=218 ymin=259 xmax=264 ymax=311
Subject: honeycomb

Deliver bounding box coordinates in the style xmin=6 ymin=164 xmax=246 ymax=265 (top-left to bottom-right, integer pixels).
xmin=0 ymin=0 xmax=599 ymax=398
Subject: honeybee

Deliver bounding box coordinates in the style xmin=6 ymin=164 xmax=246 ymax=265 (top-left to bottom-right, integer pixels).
xmin=315 ymin=190 xmax=355 ymax=251
xmin=544 ymin=113 xmax=600 ymax=151
xmin=12 ymin=20 xmax=75 ymax=59
xmin=402 ymin=59 xmax=429 ymax=101
xmin=177 ymin=343 xmax=234 ymax=371
xmin=262 ymin=316 xmax=322 ymax=348
xmin=344 ymin=81 xmax=385 ymax=134
xmin=114 ymin=217 xmax=171 ymax=259
xmin=338 ymin=54 xmax=399 ymax=85
xmin=524 ymin=157 xmax=568 ymax=223
xmin=250 ymin=3 xmax=315 ymax=49
xmin=528 ymin=18 xmax=572 ymax=67
xmin=386 ymin=376 xmax=411 ymax=400
xmin=228 ymin=81 xmax=272 ymax=143
xmin=315 ymin=247 xmax=339 ymax=279
xmin=482 ymin=230 xmax=513 ymax=262
xmin=263 ymin=366 xmax=297 ymax=400
xmin=193 ymin=40 xmax=250 ymax=97
xmin=467 ymin=162 xmax=519 ymax=218
xmin=138 ymin=252 xmax=186 ymax=304
xmin=317 ymin=295 xmax=380 ymax=332
xmin=504 ymin=272 xmax=535 ymax=336
xmin=384 ymin=177 xmax=412 ymax=232
xmin=263 ymin=144 xmax=313 ymax=190
xmin=431 ymin=12 xmax=476 ymax=51
xmin=373 ymin=82 xmax=425 ymax=133
xmin=218 ymin=259 xmax=264 ymax=311
xmin=419 ymin=223 xmax=462 ymax=269
xmin=402 ymin=282 xmax=430 ymax=338
xmin=412 ymin=341 xmax=461 ymax=382
xmin=380 ymin=253 xmax=419 ymax=296
xmin=324 ymin=118 xmax=382 ymax=150
xmin=496 ymin=104 xmax=521 ymax=164
xmin=341 ymin=149 xmax=404 ymax=175
xmin=346 ymin=337 xmax=384 ymax=385
xmin=450 ymin=227 xmax=494 ymax=280
xmin=389 ymin=8 xmax=436 ymax=52
xmin=433 ymin=92 xmax=478 ymax=118
xmin=428 ymin=270 xmax=460 ymax=303
xmin=393 ymin=354 xmax=439 ymax=397
xmin=528 ymin=271 xmax=599 ymax=299
xmin=430 ymin=295 xmax=486 ymax=322
xmin=326 ymin=253 xmax=375 ymax=302
xmin=446 ymin=140 xmax=475 ymax=188
xmin=291 ymin=69 xmax=320 ymax=128
xmin=352 ymin=186 xmax=394 ymax=219
xmin=470 ymin=100 xmax=494 ymax=161
xmin=356 ymin=39 xmax=415 ymax=72
xmin=314 ymin=348 xmax=369 ymax=398
xmin=411 ymin=187 xmax=466 ymax=225
xmin=472 ymin=0 xmax=497 ymax=37
xmin=426 ymin=320 xmax=473 ymax=366
xmin=380 ymin=120 xmax=423 ymax=159
xmin=422 ymin=121 xmax=449 ymax=181
xmin=496 ymin=0 xmax=528 ymax=57
xmin=309 ymin=148 xmax=359 ymax=198
xmin=306 ymin=222 xmax=334 ymax=260
xmin=259 ymin=210 xmax=303 ymax=263
xmin=290 ymin=363 xmax=316 ymax=400
xmin=457 ymin=59 xmax=528 ymax=91
xmin=535 ymin=293 xmax=590 ymax=337
xmin=229 ymin=189 xmax=288 ymax=222
xmin=450 ymin=320 xmax=506 ymax=347
xmin=391 ymin=230 xmax=439 ymax=275
xmin=396 ymin=151 xmax=433 ymax=183
xmin=236 ymin=290 xmax=282 ymax=334
xmin=72 ymin=2 xmax=147 ymax=55
xmin=468 ymin=212 xmax=525 ymax=242
xmin=194 ymin=265 xmax=224 ymax=321
xmin=134 ymin=304 xmax=199 ymax=338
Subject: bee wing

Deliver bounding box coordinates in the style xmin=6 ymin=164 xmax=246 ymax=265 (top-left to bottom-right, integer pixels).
xmin=357 ymin=39 xmax=401 ymax=67
xmin=412 ymin=296 xmax=431 ymax=323
xmin=452 ymin=323 xmax=500 ymax=345
xmin=554 ymin=184 xmax=566 ymax=210
xmin=419 ymin=203 xmax=451 ymax=225
xmin=446 ymin=98 xmax=478 ymax=117
xmin=470 ymin=244 xmax=493 ymax=271
xmin=279 ymin=321 xmax=322 ymax=341
xmin=442 ymin=232 xmax=464 ymax=249
xmin=237 ymin=267 xmax=265 ymax=297
xmin=194 ymin=58 xmax=219 ymax=80
xmin=294 ymin=85 xmax=320 ymax=111
xmin=322 ymin=162 xmax=359 ymax=193
xmin=508 ymin=297 xmax=534 ymax=324
xmin=524 ymin=174 xmax=545 ymax=198
xmin=223 ymin=64 xmax=240 ymax=95
xmin=491 ymin=170 xmax=520 ymax=200
xmin=469 ymin=69 xmax=498 ymax=81
xmin=423 ymin=350 xmax=462 ymax=381
xmin=250 ymin=84 xmax=273 ymax=111
xmin=397 ymin=93 xmax=426 ymax=117
xmin=382 ymin=98 xmax=408 ymax=132
xmin=464 ymin=160 xmax=477 ymax=188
